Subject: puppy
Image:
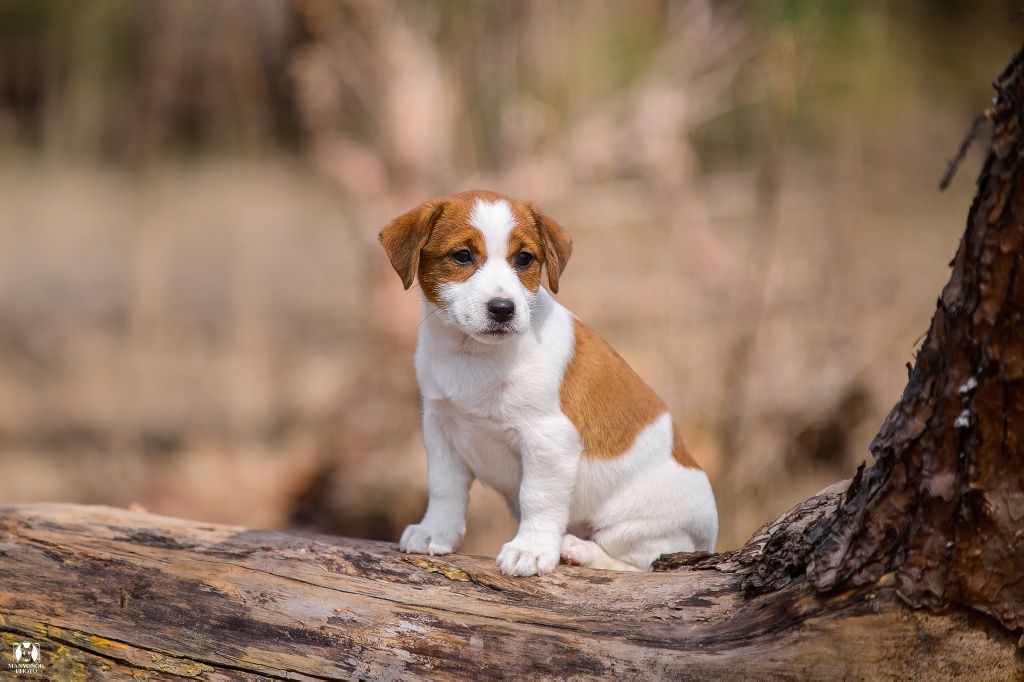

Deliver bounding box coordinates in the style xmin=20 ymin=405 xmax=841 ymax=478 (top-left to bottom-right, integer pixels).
xmin=379 ymin=190 xmax=718 ymax=576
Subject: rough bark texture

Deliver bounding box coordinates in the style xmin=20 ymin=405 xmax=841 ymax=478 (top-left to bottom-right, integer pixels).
xmin=0 ymin=503 xmax=1020 ymax=680
xmin=802 ymin=50 xmax=1024 ymax=639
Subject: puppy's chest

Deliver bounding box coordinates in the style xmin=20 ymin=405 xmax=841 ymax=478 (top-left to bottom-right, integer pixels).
xmin=420 ymin=354 xmax=547 ymax=498
xmin=419 ymin=349 xmax=558 ymax=423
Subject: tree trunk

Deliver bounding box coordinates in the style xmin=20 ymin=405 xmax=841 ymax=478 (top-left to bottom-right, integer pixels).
xmin=3 ymin=36 xmax=1024 ymax=682
xmin=805 ymin=49 xmax=1024 ymax=636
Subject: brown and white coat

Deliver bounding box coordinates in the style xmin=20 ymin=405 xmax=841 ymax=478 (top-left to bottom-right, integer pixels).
xmin=380 ymin=190 xmax=717 ymax=576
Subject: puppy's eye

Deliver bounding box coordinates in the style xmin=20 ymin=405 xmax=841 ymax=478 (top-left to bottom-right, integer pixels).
xmin=451 ymin=249 xmax=473 ymax=264
xmin=515 ymin=251 xmax=534 ymax=268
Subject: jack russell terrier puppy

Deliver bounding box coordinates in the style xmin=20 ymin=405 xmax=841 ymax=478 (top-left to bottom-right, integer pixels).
xmin=379 ymin=190 xmax=718 ymax=576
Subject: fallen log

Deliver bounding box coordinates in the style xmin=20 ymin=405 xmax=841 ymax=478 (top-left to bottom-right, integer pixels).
xmin=0 ymin=499 xmax=1019 ymax=680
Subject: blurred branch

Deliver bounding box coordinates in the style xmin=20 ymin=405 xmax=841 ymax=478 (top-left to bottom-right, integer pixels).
xmin=938 ymin=108 xmax=993 ymax=190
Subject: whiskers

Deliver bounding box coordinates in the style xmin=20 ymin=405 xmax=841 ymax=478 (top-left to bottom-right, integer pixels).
xmin=419 ymin=301 xmax=443 ymax=328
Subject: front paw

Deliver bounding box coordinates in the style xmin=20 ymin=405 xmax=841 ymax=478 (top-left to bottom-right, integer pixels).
xmin=399 ymin=523 xmax=461 ymax=555
xmin=497 ymin=535 xmax=560 ymax=577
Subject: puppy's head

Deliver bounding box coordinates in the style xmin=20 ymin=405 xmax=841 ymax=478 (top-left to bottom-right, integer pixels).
xmin=379 ymin=190 xmax=572 ymax=343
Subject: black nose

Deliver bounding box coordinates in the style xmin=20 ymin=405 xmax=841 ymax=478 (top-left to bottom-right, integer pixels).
xmin=487 ymin=297 xmax=515 ymax=322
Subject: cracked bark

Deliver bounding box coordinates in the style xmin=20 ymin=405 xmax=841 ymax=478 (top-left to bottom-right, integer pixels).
xmin=2 ymin=40 xmax=1024 ymax=682
xmin=803 ymin=49 xmax=1024 ymax=639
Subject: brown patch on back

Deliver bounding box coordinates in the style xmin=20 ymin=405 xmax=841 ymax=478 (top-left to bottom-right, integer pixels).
xmin=560 ymin=319 xmax=701 ymax=469
xmin=671 ymin=419 xmax=700 ymax=468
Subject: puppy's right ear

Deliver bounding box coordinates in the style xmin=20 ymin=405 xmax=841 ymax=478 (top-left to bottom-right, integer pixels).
xmin=379 ymin=200 xmax=446 ymax=289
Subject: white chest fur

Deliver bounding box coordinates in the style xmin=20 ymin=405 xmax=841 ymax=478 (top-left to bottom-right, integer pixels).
xmin=415 ymin=289 xmax=576 ymax=502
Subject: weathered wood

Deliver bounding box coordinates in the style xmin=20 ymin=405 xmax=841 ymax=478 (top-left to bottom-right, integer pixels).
xmin=0 ymin=502 xmax=1019 ymax=680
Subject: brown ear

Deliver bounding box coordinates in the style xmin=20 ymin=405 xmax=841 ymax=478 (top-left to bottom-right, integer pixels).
xmin=530 ymin=205 xmax=573 ymax=294
xmin=379 ymin=200 xmax=446 ymax=289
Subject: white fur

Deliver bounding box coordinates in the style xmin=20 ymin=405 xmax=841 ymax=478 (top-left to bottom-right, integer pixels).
xmin=572 ymin=413 xmax=718 ymax=567
xmin=399 ymin=198 xmax=718 ymax=576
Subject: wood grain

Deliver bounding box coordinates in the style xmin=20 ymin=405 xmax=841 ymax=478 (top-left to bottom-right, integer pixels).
xmin=0 ymin=503 xmax=1018 ymax=680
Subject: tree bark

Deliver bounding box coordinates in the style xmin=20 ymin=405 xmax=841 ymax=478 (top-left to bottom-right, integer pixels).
xmin=3 ymin=35 xmax=1024 ymax=682
xmin=804 ymin=50 xmax=1024 ymax=636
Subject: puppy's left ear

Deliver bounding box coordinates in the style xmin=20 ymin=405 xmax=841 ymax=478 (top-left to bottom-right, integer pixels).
xmin=379 ymin=200 xmax=446 ymax=289
xmin=530 ymin=205 xmax=573 ymax=294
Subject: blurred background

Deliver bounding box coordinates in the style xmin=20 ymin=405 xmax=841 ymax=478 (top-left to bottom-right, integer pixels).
xmin=0 ymin=0 xmax=1018 ymax=553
